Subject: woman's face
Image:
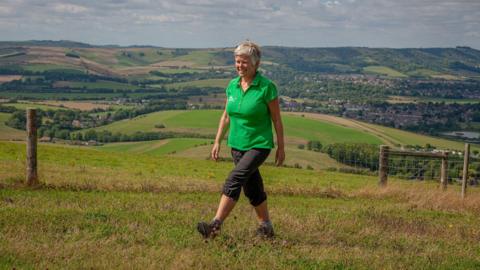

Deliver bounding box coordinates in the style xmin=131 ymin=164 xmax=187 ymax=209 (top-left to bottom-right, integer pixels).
xmin=235 ymin=55 xmax=257 ymax=79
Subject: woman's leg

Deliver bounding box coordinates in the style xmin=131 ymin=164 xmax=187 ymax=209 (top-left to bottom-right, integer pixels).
xmin=216 ymin=149 xmax=270 ymax=220
xmin=243 ymin=169 xmax=269 ymax=222
xmin=214 ymin=194 xmax=236 ymax=222
xmin=253 ymin=200 xmax=270 ymax=223
xmin=198 ymin=148 xmax=270 ymax=238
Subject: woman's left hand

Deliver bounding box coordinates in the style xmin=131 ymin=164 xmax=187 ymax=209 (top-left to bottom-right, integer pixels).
xmin=275 ymin=147 xmax=285 ymax=166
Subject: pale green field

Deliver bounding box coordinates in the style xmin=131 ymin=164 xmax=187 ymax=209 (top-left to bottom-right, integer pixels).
xmin=165 ymin=78 xmax=230 ymax=89
xmin=2 ymin=103 xmax=62 ymax=111
xmin=363 ymin=66 xmax=407 ymax=77
xmin=0 ymin=113 xmax=24 ymax=140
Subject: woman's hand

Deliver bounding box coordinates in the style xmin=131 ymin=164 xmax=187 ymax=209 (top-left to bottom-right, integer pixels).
xmin=275 ymin=146 xmax=285 ymax=166
xmin=211 ymin=142 xmax=221 ymax=161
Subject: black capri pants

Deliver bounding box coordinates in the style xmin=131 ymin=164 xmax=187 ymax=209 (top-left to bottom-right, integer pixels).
xmin=222 ymin=148 xmax=271 ymax=206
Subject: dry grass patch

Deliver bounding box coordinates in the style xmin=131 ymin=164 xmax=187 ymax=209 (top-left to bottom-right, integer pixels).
xmin=0 ymin=75 xmax=22 ymax=83
xmin=37 ymin=100 xmax=114 ymax=111
xmin=355 ymin=183 xmax=480 ymax=214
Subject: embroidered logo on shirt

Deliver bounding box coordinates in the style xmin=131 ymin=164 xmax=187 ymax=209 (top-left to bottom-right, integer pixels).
xmin=228 ymin=96 xmax=235 ymax=103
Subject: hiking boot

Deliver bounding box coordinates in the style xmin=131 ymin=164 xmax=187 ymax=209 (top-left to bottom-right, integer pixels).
xmin=197 ymin=219 xmax=221 ymax=239
xmin=256 ymin=223 xmax=274 ymax=238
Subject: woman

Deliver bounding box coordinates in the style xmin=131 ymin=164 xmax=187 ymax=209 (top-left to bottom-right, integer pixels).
xmin=197 ymin=41 xmax=285 ymax=239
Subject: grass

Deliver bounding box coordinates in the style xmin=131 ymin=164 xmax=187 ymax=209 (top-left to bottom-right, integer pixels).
xmin=0 ymin=113 xmax=24 ymax=140
xmin=1 ymin=141 xmax=480 ymax=269
xmin=96 ymin=138 xmax=213 ymax=155
xmin=363 ymin=66 xmax=407 ymax=77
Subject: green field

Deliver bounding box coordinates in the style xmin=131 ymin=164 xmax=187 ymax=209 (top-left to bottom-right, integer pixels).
xmin=419 ymin=97 xmax=480 ymax=104
xmin=0 ymin=91 xmax=167 ymax=100
xmin=291 ymin=112 xmax=480 ymax=151
xmin=1 ymin=141 xmax=480 ymax=269
xmin=156 ymin=68 xmax=208 ymax=74
xmin=363 ymin=66 xmax=407 ymax=77
xmin=389 ymin=95 xmax=480 ymax=104
xmin=360 ymin=121 xmax=477 ymax=150
xmin=96 ymin=138 xmax=213 ymax=155
xmin=90 ymin=110 xmax=382 ymax=145
xmin=2 ymin=102 xmax=62 ymax=111
xmin=22 ymin=64 xmax=85 ymax=74
xmin=60 ymin=80 xmax=140 ymax=90
xmin=283 ymin=115 xmax=382 ymax=144
xmin=164 ymin=78 xmax=230 ymax=89
xmin=90 ymin=109 xmax=477 ymax=152
xmin=0 ymin=113 xmax=24 ymax=140
xmin=175 ymin=50 xmax=220 ymax=66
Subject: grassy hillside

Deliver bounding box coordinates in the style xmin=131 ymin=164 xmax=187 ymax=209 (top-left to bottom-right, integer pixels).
xmin=1 ymin=141 xmax=479 ymax=269
xmin=1 ymin=42 xmax=480 ymax=78
xmin=363 ymin=65 xmax=407 ymax=77
xmin=288 ymin=112 xmax=479 ymax=151
xmin=0 ymin=113 xmax=24 ymax=140
xmin=90 ymin=110 xmax=382 ymax=144
xmin=90 ymin=109 xmax=475 ymax=151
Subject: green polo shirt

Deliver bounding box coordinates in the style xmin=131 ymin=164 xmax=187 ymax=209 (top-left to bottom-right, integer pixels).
xmin=226 ymin=72 xmax=278 ymax=150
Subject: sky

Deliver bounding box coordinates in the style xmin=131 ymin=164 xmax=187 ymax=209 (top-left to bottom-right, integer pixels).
xmin=0 ymin=0 xmax=479 ymax=49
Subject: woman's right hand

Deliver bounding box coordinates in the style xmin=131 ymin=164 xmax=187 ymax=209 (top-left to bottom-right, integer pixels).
xmin=211 ymin=142 xmax=221 ymax=161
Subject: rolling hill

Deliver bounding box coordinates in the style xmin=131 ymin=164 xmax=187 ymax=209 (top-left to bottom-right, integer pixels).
xmin=1 ymin=41 xmax=480 ymax=79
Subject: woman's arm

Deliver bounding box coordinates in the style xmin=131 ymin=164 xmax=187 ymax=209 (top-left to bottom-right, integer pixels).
xmin=211 ymin=101 xmax=230 ymax=161
xmin=268 ymin=98 xmax=285 ymax=166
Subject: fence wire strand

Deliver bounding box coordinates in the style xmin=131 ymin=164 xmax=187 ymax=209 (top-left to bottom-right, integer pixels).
xmin=327 ymin=147 xmax=479 ymax=185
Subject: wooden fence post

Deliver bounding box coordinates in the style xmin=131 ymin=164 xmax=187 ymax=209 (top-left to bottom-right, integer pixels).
xmin=461 ymin=143 xmax=470 ymax=199
xmin=440 ymin=151 xmax=448 ymax=190
xmin=379 ymin=145 xmax=389 ymax=186
xmin=26 ymin=108 xmax=38 ymax=186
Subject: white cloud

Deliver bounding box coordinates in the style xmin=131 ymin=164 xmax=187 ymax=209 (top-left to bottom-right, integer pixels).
xmin=53 ymin=3 xmax=87 ymax=14
xmin=0 ymin=5 xmax=13 ymax=14
xmin=0 ymin=0 xmax=478 ymax=48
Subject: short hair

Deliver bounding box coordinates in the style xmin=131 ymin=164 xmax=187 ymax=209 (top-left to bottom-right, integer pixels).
xmin=234 ymin=41 xmax=261 ymax=66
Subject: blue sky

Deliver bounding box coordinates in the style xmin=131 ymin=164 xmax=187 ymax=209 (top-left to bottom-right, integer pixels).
xmin=0 ymin=0 xmax=479 ymax=48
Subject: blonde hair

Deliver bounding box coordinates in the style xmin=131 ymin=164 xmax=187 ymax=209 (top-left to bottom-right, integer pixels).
xmin=234 ymin=41 xmax=261 ymax=66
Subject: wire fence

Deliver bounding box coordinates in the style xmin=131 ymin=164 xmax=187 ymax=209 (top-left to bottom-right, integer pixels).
xmin=324 ymin=143 xmax=480 ymax=186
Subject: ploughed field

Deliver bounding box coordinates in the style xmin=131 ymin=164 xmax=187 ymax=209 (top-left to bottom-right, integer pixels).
xmin=1 ymin=141 xmax=480 ymax=269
